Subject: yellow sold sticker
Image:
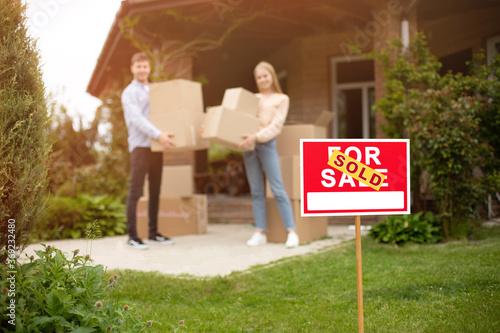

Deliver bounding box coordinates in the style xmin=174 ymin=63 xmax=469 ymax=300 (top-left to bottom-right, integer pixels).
xmin=327 ymin=150 xmax=386 ymax=191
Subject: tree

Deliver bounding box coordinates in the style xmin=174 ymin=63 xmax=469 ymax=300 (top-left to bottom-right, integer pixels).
xmin=46 ymin=102 xmax=96 ymax=194
xmin=81 ymin=84 xmax=131 ymax=201
xmin=0 ymin=0 xmax=52 ymax=261
xmin=44 ymin=92 xmax=131 ymax=201
xmin=372 ymin=34 xmax=500 ymax=238
xmin=119 ymin=5 xmax=267 ymax=81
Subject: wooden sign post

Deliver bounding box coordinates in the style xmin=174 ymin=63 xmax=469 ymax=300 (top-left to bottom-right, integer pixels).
xmin=355 ymin=215 xmax=364 ymax=333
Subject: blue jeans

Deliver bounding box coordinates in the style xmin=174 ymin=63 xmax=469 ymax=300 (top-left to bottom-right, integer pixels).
xmin=243 ymin=139 xmax=296 ymax=232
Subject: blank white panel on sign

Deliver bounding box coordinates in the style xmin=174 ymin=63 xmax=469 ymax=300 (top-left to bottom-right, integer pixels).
xmin=307 ymin=191 xmax=405 ymax=211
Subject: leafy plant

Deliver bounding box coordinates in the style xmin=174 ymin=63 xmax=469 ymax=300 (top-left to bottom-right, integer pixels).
xmin=0 ymin=245 xmax=158 ymax=332
xmin=73 ymin=153 xmax=130 ymax=202
xmin=369 ymin=211 xmax=442 ymax=245
xmin=33 ymin=196 xmax=84 ymax=241
xmin=371 ymin=33 xmax=500 ymax=238
xmin=33 ymin=194 xmax=126 ymax=241
xmin=72 ymin=194 xmax=127 ymax=239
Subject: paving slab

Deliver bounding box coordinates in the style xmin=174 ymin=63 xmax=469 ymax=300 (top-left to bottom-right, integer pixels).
xmin=22 ymin=224 xmax=366 ymax=277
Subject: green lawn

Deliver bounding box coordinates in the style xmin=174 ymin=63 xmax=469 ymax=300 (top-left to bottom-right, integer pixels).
xmin=109 ymin=226 xmax=500 ymax=332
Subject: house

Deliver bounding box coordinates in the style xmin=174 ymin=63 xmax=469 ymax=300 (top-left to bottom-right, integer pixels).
xmin=86 ymin=0 xmax=500 ymax=170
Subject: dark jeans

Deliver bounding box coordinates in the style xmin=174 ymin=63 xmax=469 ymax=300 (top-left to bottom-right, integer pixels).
xmin=126 ymin=147 xmax=163 ymax=239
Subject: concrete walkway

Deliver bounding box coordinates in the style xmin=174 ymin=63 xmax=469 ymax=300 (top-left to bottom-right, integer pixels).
xmin=23 ymin=224 xmax=368 ymax=277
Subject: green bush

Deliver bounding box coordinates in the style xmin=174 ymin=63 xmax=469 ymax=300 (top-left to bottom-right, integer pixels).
xmin=369 ymin=211 xmax=442 ymax=245
xmin=34 ymin=196 xmax=84 ymax=241
xmin=33 ymin=194 xmax=126 ymax=242
xmin=0 ymin=0 xmax=52 ymax=262
xmin=371 ymin=33 xmax=500 ymax=238
xmin=73 ymin=154 xmax=130 ymax=202
xmin=75 ymin=194 xmax=127 ymax=239
xmin=0 ymin=245 xmax=157 ymax=332
xmin=46 ymin=89 xmax=131 ymax=201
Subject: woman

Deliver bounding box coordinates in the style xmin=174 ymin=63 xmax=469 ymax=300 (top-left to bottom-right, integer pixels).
xmin=239 ymin=61 xmax=299 ymax=248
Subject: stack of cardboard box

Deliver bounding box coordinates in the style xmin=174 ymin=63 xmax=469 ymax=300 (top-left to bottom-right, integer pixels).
xmin=149 ymin=79 xmax=209 ymax=152
xmin=137 ymin=79 xmax=209 ymax=238
xmin=265 ymin=111 xmax=335 ymax=243
xmin=202 ymin=88 xmax=260 ymax=151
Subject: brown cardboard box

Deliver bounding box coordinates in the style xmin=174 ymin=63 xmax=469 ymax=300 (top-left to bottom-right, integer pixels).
xmin=137 ymin=195 xmax=208 ymax=237
xmin=221 ymin=87 xmax=259 ymax=116
xmin=202 ymin=105 xmax=260 ymax=151
xmin=276 ymin=110 xmax=334 ymax=156
xmin=149 ymin=79 xmax=203 ymax=115
xmin=161 ymin=165 xmax=193 ymax=198
xmin=266 ymin=155 xmax=300 ymax=200
xmin=149 ymin=111 xmax=209 ymax=152
xmin=143 ymin=165 xmax=193 ymax=198
xmin=266 ymin=199 xmax=327 ymax=243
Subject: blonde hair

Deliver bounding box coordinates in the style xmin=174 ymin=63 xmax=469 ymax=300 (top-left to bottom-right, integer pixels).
xmin=254 ymin=61 xmax=283 ymax=94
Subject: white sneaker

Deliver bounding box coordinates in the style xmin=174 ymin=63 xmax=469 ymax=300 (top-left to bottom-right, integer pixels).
xmin=286 ymin=232 xmax=299 ymax=248
xmin=246 ymin=232 xmax=267 ymax=246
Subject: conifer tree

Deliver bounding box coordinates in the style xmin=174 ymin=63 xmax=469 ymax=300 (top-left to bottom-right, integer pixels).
xmin=0 ymin=0 xmax=51 ymax=262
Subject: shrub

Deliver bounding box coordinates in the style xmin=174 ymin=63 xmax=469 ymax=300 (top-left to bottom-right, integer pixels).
xmin=73 ymin=154 xmax=130 ymax=202
xmin=0 ymin=0 xmax=52 ymax=262
xmin=75 ymin=194 xmax=127 ymax=239
xmin=371 ymin=33 xmax=500 ymax=238
xmin=34 ymin=196 xmax=84 ymax=241
xmin=0 ymin=245 xmax=157 ymax=331
xmin=369 ymin=212 xmax=442 ymax=245
xmin=47 ymin=100 xmax=131 ymax=201
xmin=33 ymin=194 xmax=126 ymax=241
xmin=84 ymin=86 xmax=131 ymax=201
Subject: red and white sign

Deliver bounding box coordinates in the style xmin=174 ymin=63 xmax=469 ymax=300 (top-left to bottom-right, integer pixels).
xmin=300 ymin=139 xmax=410 ymax=216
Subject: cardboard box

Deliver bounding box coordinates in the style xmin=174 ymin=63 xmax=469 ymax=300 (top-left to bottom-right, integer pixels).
xmin=266 ymin=199 xmax=327 ymax=243
xmin=161 ymin=165 xmax=193 ymax=198
xmin=221 ymin=87 xmax=259 ymax=116
xmin=266 ymin=155 xmax=300 ymax=200
xmin=149 ymin=111 xmax=209 ymax=152
xmin=276 ymin=110 xmax=334 ymax=156
xmin=149 ymin=79 xmax=204 ymax=115
xmin=137 ymin=195 xmax=208 ymax=237
xmin=202 ymin=105 xmax=260 ymax=151
xmin=142 ymin=165 xmax=193 ymax=198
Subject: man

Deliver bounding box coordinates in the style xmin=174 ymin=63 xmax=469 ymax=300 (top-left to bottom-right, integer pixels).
xmin=122 ymin=52 xmax=175 ymax=249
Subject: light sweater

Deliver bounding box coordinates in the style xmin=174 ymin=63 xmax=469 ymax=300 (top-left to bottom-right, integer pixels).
xmin=255 ymin=93 xmax=290 ymax=143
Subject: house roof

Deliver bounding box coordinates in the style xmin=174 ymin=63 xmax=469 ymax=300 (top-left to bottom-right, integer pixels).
xmin=86 ymin=0 xmax=380 ymax=97
xmin=87 ymin=0 xmax=500 ymax=98
xmin=87 ymin=0 xmax=215 ymax=96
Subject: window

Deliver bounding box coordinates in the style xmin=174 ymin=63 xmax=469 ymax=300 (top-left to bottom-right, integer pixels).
xmin=330 ymin=56 xmax=375 ymax=138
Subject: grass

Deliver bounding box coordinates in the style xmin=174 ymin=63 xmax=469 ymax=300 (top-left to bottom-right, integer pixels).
xmin=108 ymin=226 xmax=500 ymax=332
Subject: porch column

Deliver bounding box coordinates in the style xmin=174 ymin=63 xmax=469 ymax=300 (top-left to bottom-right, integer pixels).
xmin=372 ymin=0 xmax=418 ymax=138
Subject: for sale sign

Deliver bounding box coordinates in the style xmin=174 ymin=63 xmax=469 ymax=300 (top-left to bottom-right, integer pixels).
xmin=300 ymin=139 xmax=410 ymax=216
